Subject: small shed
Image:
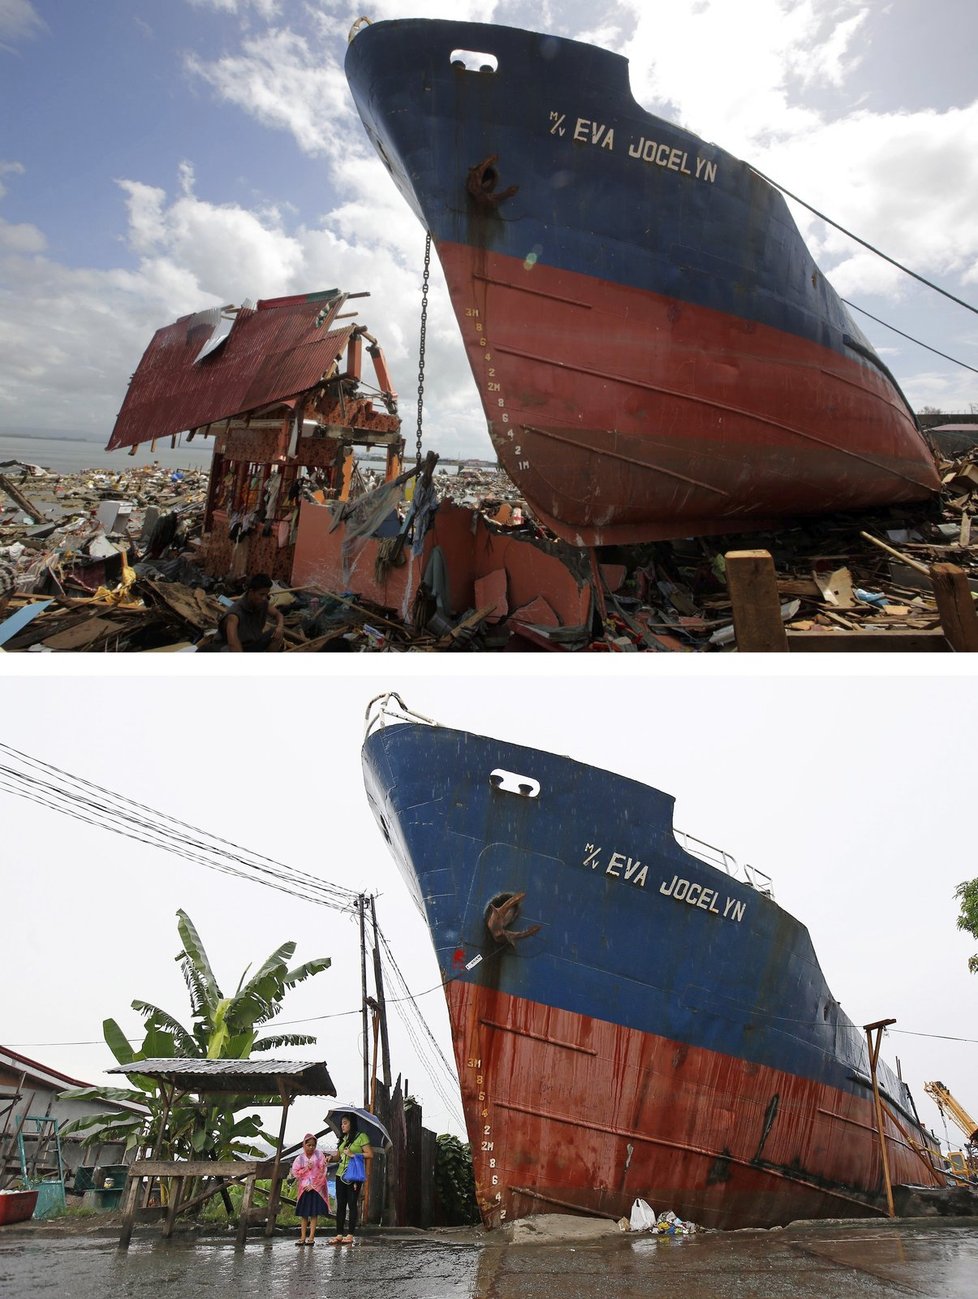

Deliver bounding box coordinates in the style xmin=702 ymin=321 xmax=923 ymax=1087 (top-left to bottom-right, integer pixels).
xmin=0 ymin=1045 xmax=144 ymax=1191
xmin=109 ymin=1058 xmax=335 ymax=1247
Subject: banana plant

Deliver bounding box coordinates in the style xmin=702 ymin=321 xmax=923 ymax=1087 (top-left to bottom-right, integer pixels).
xmin=60 ymin=909 xmax=331 ymax=1165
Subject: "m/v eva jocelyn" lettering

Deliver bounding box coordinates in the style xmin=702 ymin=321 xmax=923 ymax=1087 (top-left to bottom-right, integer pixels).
xmin=659 ymin=874 xmax=746 ymax=922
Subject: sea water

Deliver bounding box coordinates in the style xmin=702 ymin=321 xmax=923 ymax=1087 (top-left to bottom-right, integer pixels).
xmin=0 ymin=434 xmax=463 ymax=479
xmin=0 ymin=432 xmax=213 ymax=476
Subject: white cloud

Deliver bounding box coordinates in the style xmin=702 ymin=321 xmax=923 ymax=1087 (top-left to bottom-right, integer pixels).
xmin=0 ymin=153 xmax=488 ymax=454
xmin=0 ymin=0 xmax=44 ymax=48
xmin=185 ymin=27 xmax=352 ymax=157
xmin=118 ymin=166 xmax=307 ymax=298
xmin=768 ymin=104 xmax=978 ymax=290
xmin=615 ymin=0 xmax=868 ymax=151
xmin=0 ymin=159 xmax=24 ymax=199
xmin=186 ymin=0 xmax=283 ymax=18
xmin=0 ymin=215 xmax=44 ymax=253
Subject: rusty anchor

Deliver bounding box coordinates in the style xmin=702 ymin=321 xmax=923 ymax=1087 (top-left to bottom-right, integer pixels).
xmin=485 ymin=891 xmax=541 ymax=947
xmin=466 ymin=154 xmax=519 ymax=208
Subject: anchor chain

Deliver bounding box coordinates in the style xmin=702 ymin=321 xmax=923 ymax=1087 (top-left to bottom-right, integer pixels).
xmin=415 ymin=232 xmax=431 ymax=467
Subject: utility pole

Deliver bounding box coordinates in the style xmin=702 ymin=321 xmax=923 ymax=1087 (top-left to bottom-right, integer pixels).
xmin=370 ymin=894 xmax=392 ymax=1091
xmin=864 ymin=1018 xmax=897 ymax=1218
xmin=359 ymin=894 xmax=369 ymax=1109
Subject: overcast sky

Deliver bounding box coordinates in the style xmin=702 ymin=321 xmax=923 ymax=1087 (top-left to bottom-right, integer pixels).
xmin=2 ymin=664 xmax=977 ymax=1151
xmin=1 ymin=0 xmax=976 ymax=460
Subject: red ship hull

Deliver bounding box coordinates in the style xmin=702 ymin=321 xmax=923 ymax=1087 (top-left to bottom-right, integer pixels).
xmin=440 ymin=243 xmax=940 ymax=545
xmin=450 ymin=981 xmax=934 ymax=1230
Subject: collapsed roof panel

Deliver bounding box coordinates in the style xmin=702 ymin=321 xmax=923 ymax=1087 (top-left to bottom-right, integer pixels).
xmin=107 ymin=290 xmax=360 ymax=451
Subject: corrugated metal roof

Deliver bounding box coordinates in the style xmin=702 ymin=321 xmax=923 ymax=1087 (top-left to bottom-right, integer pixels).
xmin=106 ymin=1058 xmax=336 ymax=1096
xmin=107 ymin=291 xmax=357 ymax=451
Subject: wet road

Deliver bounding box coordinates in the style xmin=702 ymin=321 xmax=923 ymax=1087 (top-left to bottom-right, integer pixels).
xmin=2 ymin=1219 xmax=978 ymax=1299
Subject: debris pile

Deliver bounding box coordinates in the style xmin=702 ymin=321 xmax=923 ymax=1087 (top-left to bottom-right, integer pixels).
xmin=2 ymin=447 xmax=975 ymax=652
xmin=592 ymin=446 xmax=977 ymax=652
xmin=624 ymin=1198 xmax=700 ymax=1235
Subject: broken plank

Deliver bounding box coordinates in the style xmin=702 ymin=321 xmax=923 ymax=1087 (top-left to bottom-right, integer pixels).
xmin=786 ymin=629 xmax=949 ymax=652
xmin=0 ymin=474 xmax=44 ymax=523
xmin=42 ymin=616 xmax=129 ymax=651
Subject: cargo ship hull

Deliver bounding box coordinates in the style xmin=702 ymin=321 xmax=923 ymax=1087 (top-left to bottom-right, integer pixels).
xmin=361 ymin=710 xmax=943 ymax=1229
xmin=346 ymin=20 xmax=940 ymax=545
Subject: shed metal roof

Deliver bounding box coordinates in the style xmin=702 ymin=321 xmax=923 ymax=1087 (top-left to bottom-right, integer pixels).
xmin=106 ymin=290 xmax=358 ymax=451
xmin=106 ymin=1058 xmax=336 ymax=1097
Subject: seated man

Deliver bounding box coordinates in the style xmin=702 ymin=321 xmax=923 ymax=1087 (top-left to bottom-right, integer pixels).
xmin=218 ymin=573 xmax=285 ymax=652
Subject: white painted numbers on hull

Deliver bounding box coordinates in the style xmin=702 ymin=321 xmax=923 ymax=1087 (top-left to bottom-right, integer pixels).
xmin=465 ymin=1055 xmax=505 ymax=1218
xmin=549 ymin=110 xmax=718 ymax=182
xmin=582 ymin=844 xmax=747 ymax=922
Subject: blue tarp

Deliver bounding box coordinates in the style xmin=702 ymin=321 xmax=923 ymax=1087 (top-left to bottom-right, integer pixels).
xmin=0 ymin=600 xmax=53 ymax=647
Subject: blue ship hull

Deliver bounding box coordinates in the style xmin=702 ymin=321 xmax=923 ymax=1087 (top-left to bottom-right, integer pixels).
xmin=362 ymin=711 xmax=942 ymax=1228
xmin=346 ymin=20 xmax=940 ymax=544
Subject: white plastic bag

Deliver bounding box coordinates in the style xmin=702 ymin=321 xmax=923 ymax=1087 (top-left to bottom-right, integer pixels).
xmin=629 ymin=1197 xmax=656 ymax=1231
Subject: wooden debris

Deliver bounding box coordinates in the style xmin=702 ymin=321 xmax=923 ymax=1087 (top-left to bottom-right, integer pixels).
xmin=930 ymin=563 xmax=978 ymax=652
xmin=2 ymin=441 xmax=976 ymax=651
xmin=0 ymin=474 xmax=44 ymax=523
xmin=724 ymin=550 xmax=789 ymax=652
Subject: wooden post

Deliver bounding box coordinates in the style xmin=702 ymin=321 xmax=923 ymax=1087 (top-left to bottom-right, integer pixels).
xmin=118 ymin=1169 xmax=142 ymax=1249
xmin=144 ymin=1083 xmax=175 ymax=1210
xmin=724 ymin=550 xmax=789 ymax=652
xmin=930 ymin=563 xmax=978 ymax=651
xmin=264 ymin=1085 xmax=291 ymax=1236
xmin=864 ymin=1018 xmax=897 ymax=1218
xmin=162 ymin=1172 xmax=183 ymax=1239
xmin=237 ymin=1174 xmax=255 ymax=1248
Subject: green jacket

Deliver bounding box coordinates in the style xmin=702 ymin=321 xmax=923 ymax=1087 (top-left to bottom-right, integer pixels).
xmin=336 ymin=1130 xmax=370 ymax=1179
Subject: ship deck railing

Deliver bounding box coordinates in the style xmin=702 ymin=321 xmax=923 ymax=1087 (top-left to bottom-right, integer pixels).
xmin=674 ymin=829 xmax=773 ymax=896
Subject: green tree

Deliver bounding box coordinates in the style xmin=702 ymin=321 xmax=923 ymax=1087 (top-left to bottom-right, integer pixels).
xmin=60 ymin=909 xmax=331 ymax=1161
xmin=955 ymin=880 xmax=978 ymax=973
xmin=433 ymin=1133 xmax=479 ymax=1225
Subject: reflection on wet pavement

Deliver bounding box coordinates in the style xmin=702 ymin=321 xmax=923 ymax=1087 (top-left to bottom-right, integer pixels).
xmin=2 ymin=1220 xmax=978 ymax=1299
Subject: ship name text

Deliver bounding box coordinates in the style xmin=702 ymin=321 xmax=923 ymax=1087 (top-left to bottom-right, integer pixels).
xmin=580 ymin=843 xmax=747 ymax=921
xmin=550 ymin=111 xmax=718 ymax=183
xmin=660 ymin=874 xmax=747 ymax=923
xmin=583 ymin=843 xmax=648 ymax=887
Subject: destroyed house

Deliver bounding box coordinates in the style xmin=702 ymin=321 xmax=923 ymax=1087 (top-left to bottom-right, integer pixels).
xmin=107 ymin=289 xmax=405 ymax=582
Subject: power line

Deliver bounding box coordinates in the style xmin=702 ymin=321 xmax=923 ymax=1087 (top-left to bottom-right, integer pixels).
xmin=842 ymin=299 xmax=978 ymax=375
xmin=0 ymin=742 xmax=464 ymax=1121
xmin=752 ymin=165 xmax=978 ymax=318
xmin=0 ymin=743 xmax=359 ymax=910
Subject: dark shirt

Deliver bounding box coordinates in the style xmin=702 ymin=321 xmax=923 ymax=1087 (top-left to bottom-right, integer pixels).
xmin=220 ymin=596 xmax=269 ymax=649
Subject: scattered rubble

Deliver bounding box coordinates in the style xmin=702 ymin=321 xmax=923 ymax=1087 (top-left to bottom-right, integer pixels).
xmin=1 ymin=447 xmax=976 ymax=652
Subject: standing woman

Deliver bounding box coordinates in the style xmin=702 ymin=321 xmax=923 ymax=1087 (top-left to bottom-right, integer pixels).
xmin=290 ymin=1133 xmax=329 ymax=1245
xmin=330 ymin=1115 xmax=372 ymax=1244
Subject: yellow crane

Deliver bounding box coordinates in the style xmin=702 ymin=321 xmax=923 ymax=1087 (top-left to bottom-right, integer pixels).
xmin=924 ymin=1082 xmax=978 ymax=1144
xmin=924 ymin=1081 xmax=978 ymax=1176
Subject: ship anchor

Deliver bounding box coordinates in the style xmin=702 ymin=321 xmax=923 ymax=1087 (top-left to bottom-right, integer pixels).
xmin=466 ymin=154 xmax=519 ymax=208
xmin=485 ymin=891 xmax=541 ymax=946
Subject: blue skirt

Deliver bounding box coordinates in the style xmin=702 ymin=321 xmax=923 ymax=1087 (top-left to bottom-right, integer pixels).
xmin=296 ymin=1189 xmax=329 ymax=1218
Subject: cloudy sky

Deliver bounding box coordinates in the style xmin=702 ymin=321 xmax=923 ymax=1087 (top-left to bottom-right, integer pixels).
xmin=2 ymin=665 xmax=977 ymax=1151
xmin=1 ymin=0 xmax=977 ymax=461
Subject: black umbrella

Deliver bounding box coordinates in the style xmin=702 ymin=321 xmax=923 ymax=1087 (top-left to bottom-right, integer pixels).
xmin=324 ymin=1104 xmax=392 ymax=1147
